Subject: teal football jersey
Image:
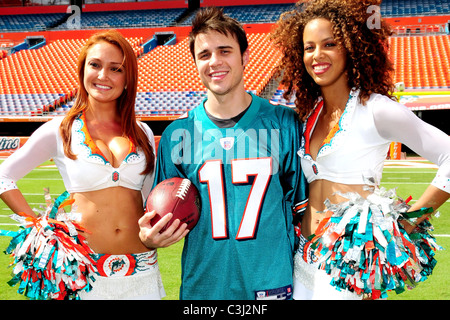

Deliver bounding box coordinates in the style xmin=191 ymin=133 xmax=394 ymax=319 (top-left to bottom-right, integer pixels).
xmin=153 ymin=93 xmax=308 ymax=300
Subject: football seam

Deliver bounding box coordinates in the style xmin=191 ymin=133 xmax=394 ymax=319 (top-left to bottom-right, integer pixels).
xmin=176 ymin=179 xmax=191 ymax=200
xmin=171 ymin=197 xmax=181 ymax=220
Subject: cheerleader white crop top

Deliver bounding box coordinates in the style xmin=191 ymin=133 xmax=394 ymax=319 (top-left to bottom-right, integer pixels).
xmin=299 ymin=89 xmax=450 ymax=193
xmin=0 ymin=112 xmax=155 ymax=199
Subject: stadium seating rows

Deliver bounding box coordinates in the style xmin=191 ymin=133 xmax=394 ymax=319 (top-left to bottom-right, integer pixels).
xmin=0 ymin=1 xmax=449 ymax=117
xmin=0 ymin=4 xmax=294 ymax=32
xmin=0 ymin=12 xmax=66 ymax=31
xmin=2 ymin=0 xmax=449 ymax=32
xmin=0 ymin=33 xmax=279 ymax=116
xmin=137 ymin=34 xmax=279 ymax=92
xmin=0 ymin=93 xmax=68 ymax=116
xmin=0 ymin=37 xmax=142 ymax=116
xmin=1 ymin=33 xmax=449 ymax=116
xmin=271 ymin=34 xmax=450 ymax=106
xmin=134 ymin=91 xmax=206 ymax=116
xmin=54 ymin=8 xmax=186 ymax=30
xmin=381 ymin=0 xmax=450 ymax=17
xmin=179 ymin=3 xmax=296 ymax=26
xmin=390 ymin=35 xmax=450 ymax=89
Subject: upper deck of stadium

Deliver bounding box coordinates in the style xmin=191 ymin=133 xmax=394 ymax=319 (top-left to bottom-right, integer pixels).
xmin=0 ymin=0 xmax=449 ymax=133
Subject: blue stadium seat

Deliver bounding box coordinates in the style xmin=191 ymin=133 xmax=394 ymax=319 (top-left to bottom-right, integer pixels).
xmin=54 ymin=8 xmax=185 ymax=30
xmin=381 ymin=0 xmax=450 ymax=17
xmin=0 ymin=13 xmax=67 ymax=32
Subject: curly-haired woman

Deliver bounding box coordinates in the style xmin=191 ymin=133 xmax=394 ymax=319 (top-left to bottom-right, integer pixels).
xmin=271 ymin=0 xmax=450 ymax=299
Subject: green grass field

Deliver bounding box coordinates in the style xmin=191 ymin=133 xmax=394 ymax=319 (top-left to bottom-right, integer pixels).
xmin=0 ymin=159 xmax=448 ymax=300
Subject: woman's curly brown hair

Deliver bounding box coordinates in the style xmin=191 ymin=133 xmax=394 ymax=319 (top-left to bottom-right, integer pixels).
xmin=270 ymin=0 xmax=396 ymax=120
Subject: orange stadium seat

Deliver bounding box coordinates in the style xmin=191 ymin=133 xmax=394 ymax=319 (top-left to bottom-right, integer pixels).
xmin=0 ymin=37 xmax=143 ymax=96
xmin=137 ymin=38 xmax=201 ymax=93
xmin=390 ymin=35 xmax=450 ymax=89
xmin=136 ymin=33 xmax=280 ymax=95
xmin=1 ymin=30 xmax=449 ymax=117
xmin=0 ymin=37 xmax=143 ymax=116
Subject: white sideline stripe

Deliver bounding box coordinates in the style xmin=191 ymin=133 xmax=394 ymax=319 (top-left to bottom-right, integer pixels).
xmin=20 ymin=178 xmax=61 ymax=180
xmin=21 ymin=193 xmax=60 ymax=196
xmin=382 ymin=182 xmax=430 ymax=184
xmin=408 ymin=200 xmax=450 ymax=203
xmin=384 ymin=171 xmax=436 ymax=173
xmin=1 ymin=203 xmax=50 ymax=212
xmin=384 ymin=160 xmax=438 ymax=169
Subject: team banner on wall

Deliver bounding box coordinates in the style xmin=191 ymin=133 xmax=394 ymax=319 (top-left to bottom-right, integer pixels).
xmin=0 ymin=137 xmax=28 ymax=157
xmin=389 ymin=141 xmax=402 ymax=160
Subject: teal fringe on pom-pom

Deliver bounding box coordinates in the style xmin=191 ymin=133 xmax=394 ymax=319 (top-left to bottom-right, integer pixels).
xmin=1 ymin=191 xmax=97 ymax=300
xmin=309 ymin=188 xmax=441 ymax=299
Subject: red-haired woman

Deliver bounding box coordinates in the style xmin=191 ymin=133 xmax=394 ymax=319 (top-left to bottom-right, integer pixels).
xmin=271 ymin=0 xmax=450 ymax=299
xmin=0 ymin=30 xmax=186 ymax=299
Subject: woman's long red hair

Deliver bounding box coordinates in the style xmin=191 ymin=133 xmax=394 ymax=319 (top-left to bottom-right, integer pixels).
xmin=59 ymin=29 xmax=154 ymax=174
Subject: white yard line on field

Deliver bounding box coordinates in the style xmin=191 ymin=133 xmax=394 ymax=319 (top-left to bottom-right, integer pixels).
xmin=386 ymin=177 xmax=411 ymax=179
xmin=382 ymin=182 xmax=430 ymax=184
xmin=19 ymin=178 xmax=61 ymax=181
xmin=384 ymin=171 xmax=436 ymax=174
xmin=384 ymin=160 xmax=438 ymax=169
xmin=19 ymin=193 xmax=60 ymax=196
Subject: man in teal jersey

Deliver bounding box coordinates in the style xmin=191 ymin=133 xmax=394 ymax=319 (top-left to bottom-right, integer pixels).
xmin=139 ymin=7 xmax=308 ymax=300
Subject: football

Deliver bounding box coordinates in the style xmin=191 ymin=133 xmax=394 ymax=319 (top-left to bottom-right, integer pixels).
xmin=146 ymin=177 xmax=201 ymax=232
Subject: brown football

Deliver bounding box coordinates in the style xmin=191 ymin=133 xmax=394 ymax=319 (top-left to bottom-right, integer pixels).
xmin=147 ymin=177 xmax=201 ymax=232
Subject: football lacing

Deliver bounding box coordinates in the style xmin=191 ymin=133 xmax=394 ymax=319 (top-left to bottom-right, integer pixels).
xmin=176 ymin=179 xmax=191 ymax=200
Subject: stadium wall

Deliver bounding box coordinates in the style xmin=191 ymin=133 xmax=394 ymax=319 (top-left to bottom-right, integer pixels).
xmin=0 ymin=22 xmax=272 ymax=48
xmin=0 ymin=26 xmax=192 ymax=45
xmin=0 ymin=137 xmax=28 ymax=158
xmin=0 ymin=1 xmax=187 ymax=15
xmin=1 ymin=2 xmax=449 ymax=138
xmin=201 ymin=0 xmax=296 ymax=6
xmin=386 ymin=15 xmax=450 ymax=26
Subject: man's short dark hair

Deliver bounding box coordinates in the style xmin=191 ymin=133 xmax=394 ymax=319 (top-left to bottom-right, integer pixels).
xmin=189 ymin=6 xmax=249 ymax=60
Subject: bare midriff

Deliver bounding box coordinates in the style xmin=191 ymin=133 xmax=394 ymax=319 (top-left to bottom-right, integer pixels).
xmin=71 ymin=186 xmax=148 ymax=254
xmin=301 ymin=179 xmax=374 ymax=238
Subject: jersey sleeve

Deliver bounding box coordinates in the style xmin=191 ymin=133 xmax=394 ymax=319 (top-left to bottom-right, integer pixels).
xmin=152 ymin=122 xmax=187 ymax=188
xmin=279 ymin=107 xmax=309 ymax=222
xmin=0 ymin=119 xmax=60 ymax=195
xmin=372 ymin=96 xmax=450 ymax=194
xmin=138 ymin=121 xmax=156 ymax=201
